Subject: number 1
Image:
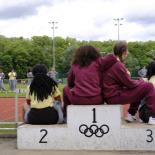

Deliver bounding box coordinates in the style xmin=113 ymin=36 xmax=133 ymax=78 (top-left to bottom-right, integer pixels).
xmin=92 ymin=108 xmax=97 ymax=123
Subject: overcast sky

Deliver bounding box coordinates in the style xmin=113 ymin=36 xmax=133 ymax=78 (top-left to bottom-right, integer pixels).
xmin=0 ymin=0 xmax=155 ymax=41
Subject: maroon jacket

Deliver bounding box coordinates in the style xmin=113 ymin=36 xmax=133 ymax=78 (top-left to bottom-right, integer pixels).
xmin=67 ymin=59 xmax=102 ymax=97
xmin=101 ymin=54 xmax=143 ymax=99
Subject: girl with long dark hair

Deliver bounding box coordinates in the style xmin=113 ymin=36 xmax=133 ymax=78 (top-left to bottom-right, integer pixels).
xmin=24 ymin=64 xmax=63 ymax=124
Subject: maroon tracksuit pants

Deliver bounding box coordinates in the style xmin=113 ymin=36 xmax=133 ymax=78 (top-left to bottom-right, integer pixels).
xmin=107 ymin=82 xmax=155 ymax=116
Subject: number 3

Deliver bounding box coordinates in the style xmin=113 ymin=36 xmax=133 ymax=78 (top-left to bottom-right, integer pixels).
xmin=39 ymin=129 xmax=48 ymax=143
xmin=146 ymin=129 xmax=153 ymax=143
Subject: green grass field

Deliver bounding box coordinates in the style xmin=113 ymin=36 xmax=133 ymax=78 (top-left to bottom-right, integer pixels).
xmin=0 ymin=82 xmax=65 ymax=97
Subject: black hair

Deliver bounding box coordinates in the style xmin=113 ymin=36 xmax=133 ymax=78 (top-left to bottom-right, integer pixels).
xmin=72 ymin=45 xmax=101 ymax=67
xmin=147 ymin=61 xmax=155 ymax=80
xmin=113 ymin=41 xmax=128 ymax=62
xmin=30 ymin=64 xmax=58 ymax=102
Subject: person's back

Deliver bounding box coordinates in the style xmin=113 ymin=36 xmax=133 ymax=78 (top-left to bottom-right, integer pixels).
xmin=24 ymin=64 xmax=63 ymax=124
xmin=101 ymin=41 xmax=155 ymax=125
xmin=63 ymin=45 xmax=103 ymax=118
xmin=102 ymin=54 xmax=141 ymax=99
xmin=68 ymin=61 xmax=101 ymax=97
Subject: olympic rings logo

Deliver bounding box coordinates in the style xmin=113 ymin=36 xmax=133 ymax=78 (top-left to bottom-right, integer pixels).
xmin=79 ymin=124 xmax=109 ymax=138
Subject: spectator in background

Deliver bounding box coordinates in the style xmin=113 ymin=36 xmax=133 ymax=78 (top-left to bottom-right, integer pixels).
xmin=27 ymin=68 xmax=33 ymax=85
xmin=47 ymin=67 xmax=57 ymax=81
xmin=0 ymin=68 xmax=6 ymax=91
xmin=138 ymin=66 xmax=147 ymax=78
xmin=8 ymin=69 xmax=17 ymax=91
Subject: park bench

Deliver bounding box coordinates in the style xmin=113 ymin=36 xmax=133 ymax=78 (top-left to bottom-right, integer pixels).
xmin=17 ymin=105 xmax=155 ymax=150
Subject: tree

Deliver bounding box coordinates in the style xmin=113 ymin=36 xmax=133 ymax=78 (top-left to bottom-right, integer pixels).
xmin=60 ymin=45 xmax=78 ymax=75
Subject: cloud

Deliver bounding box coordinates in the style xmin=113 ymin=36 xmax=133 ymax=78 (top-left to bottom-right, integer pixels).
xmin=0 ymin=0 xmax=54 ymax=19
xmin=121 ymin=0 xmax=155 ymax=26
xmin=127 ymin=14 xmax=155 ymax=26
xmin=0 ymin=6 xmax=37 ymax=19
xmin=0 ymin=0 xmax=155 ymax=41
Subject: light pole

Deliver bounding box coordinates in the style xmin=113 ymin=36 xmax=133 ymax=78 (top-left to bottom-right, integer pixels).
xmin=114 ymin=18 xmax=123 ymax=40
xmin=49 ymin=21 xmax=58 ymax=70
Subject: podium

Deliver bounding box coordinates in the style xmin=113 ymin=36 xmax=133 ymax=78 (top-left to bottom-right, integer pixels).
xmin=17 ymin=105 xmax=155 ymax=150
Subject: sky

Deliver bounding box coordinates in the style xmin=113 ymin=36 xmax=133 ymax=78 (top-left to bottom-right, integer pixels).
xmin=0 ymin=0 xmax=155 ymax=41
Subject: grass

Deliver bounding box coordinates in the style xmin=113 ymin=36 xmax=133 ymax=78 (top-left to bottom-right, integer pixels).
xmin=0 ymin=83 xmax=65 ymax=97
xmin=0 ymin=82 xmax=27 ymax=97
xmin=0 ymin=123 xmax=16 ymax=134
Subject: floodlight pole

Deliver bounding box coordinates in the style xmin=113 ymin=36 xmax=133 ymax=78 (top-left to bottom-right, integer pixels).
xmin=114 ymin=18 xmax=123 ymax=40
xmin=49 ymin=21 xmax=58 ymax=70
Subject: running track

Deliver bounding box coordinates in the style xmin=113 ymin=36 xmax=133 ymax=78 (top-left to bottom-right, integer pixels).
xmin=0 ymin=97 xmax=129 ymax=122
xmin=0 ymin=97 xmax=25 ymax=122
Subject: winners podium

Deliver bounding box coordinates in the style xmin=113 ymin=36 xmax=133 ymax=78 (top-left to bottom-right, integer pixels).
xmin=17 ymin=105 xmax=155 ymax=150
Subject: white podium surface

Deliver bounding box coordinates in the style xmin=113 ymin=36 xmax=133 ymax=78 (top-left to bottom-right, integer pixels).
xmin=17 ymin=105 xmax=155 ymax=150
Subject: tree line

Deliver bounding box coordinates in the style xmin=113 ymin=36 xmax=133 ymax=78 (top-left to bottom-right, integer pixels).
xmin=0 ymin=35 xmax=155 ymax=78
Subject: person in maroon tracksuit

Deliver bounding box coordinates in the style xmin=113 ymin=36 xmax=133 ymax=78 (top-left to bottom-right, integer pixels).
xmin=101 ymin=41 xmax=155 ymax=124
xmin=63 ymin=45 xmax=104 ymax=119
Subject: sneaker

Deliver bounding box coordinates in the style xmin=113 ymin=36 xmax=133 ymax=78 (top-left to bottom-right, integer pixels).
xmin=148 ymin=117 xmax=155 ymax=125
xmin=125 ymin=113 xmax=137 ymax=123
xmin=139 ymin=118 xmax=143 ymax=123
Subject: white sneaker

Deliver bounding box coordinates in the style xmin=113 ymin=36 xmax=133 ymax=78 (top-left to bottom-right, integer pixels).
xmin=148 ymin=117 xmax=155 ymax=125
xmin=125 ymin=113 xmax=136 ymax=123
xmin=139 ymin=119 xmax=143 ymax=123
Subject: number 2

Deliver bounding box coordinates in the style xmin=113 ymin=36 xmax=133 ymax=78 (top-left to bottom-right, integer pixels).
xmin=39 ymin=129 xmax=48 ymax=143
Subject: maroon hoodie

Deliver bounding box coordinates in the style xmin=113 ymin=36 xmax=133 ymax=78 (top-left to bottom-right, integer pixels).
xmin=101 ymin=54 xmax=143 ymax=99
xmin=67 ymin=59 xmax=101 ymax=97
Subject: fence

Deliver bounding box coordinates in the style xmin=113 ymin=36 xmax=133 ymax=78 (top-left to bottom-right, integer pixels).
xmin=0 ymin=92 xmax=25 ymax=135
xmin=0 ymin=79 xmax=31 ymax=134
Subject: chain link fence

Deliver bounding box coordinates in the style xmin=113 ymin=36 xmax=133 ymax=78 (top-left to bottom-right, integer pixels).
xmin=0 ymin=79 xmax=28 ymax=136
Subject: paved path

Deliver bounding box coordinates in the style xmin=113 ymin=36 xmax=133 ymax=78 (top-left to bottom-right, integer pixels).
xmin=0 ymin=138 xmax=155 ymax=155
